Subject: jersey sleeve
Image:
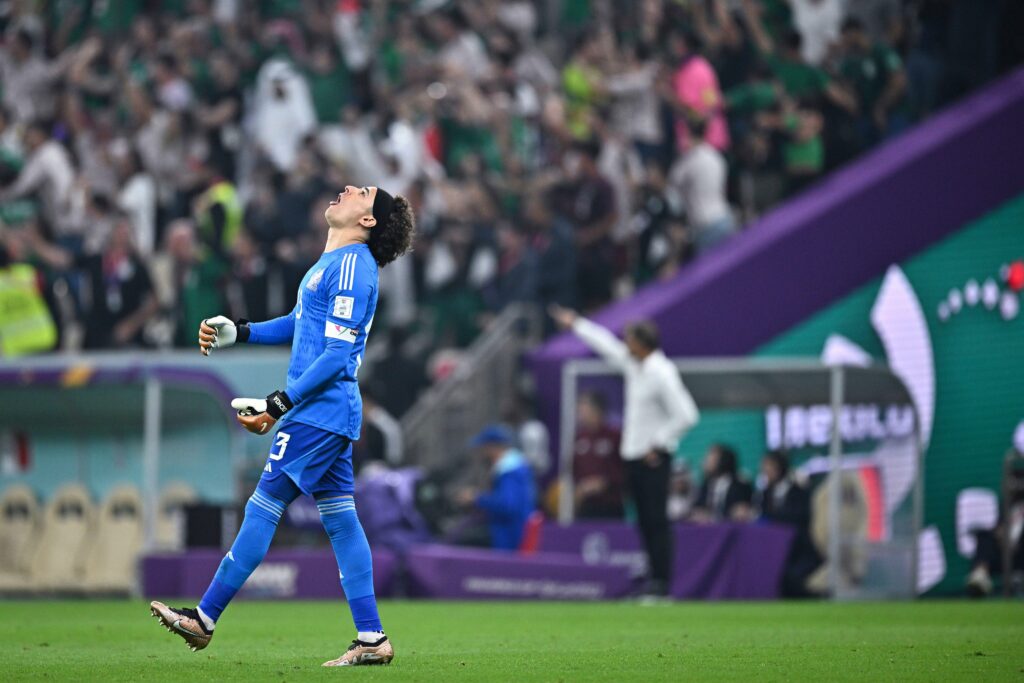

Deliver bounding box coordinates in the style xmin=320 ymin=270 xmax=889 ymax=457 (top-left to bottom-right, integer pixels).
xmin=320 ymin=250 xmax=374 ymax=348
xmin=247 ymin=307 xmax=297 ymax=344
xmin=285 ymin=252 xmax=374 ymax=405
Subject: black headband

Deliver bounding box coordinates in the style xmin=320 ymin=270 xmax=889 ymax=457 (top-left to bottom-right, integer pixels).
xmin=372 ymin=188 xmax=395 ymax=227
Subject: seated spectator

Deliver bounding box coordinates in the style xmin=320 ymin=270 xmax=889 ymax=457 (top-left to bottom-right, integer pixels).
xmin=456 ymin=425 xmax=536 ymax=551
xmin=502 ymin=390 xmax=551 ymax=477
xmin=572 ymin=392 xmax=624 ymax=519
xmin=667 ymin=458 xmax=695 ymax=521
xmin=690 ymin=443 xmax=753 ymax=522
xmin=754 ymin=450 xmax=822 ymax=597
xmin=966 ymin=453 xmax=1024 ymax=597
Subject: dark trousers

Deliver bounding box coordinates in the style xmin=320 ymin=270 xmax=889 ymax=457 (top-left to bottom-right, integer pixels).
xmin=626 ymin=452 xmax=672 ymax=591
xmin=973 ymin=529 xmax=1024 ymax=575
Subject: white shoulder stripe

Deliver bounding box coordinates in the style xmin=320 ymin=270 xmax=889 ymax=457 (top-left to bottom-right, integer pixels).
xmin=339 ymin=253 xmax=355 ymax=291
xmin=347 ymin=252 xmax=356 ymax=289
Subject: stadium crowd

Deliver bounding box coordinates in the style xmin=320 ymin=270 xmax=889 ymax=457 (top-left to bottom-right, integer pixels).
xmin=0 ymin=0 xmax=1021 ymax=416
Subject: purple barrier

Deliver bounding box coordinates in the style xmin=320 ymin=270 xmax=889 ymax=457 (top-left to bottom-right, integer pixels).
xmin=404 ymin=544 xmax=633 ymax=600
xmin=539 ymin=521 xmax=647 ymax=577
xmin=142 ymin=548 xmax=398 ymax=599
xmin=671 ymin=523 xmax=794 ymax=600
xmin=539 ymin=521 xmax=794 ymax=600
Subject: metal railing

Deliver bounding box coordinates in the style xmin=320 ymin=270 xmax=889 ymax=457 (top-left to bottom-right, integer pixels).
xmin=400 ymin=304 xmax=542 ymax=470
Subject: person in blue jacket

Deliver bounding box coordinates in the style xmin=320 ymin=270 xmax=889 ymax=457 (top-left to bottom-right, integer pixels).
xmin=468 ymin=425 xmax=537 ymax=551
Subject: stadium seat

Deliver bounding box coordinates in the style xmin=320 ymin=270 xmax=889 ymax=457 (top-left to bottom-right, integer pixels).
xmin=83 ymin=485 xmax=144 ymax=593
xmin=154 ymin=482 xmax=198 ymax=551
xmin=0 ymin=485 xmax=41 ymax=592
xmin=31 ymin=484 xmax=96 ymax=592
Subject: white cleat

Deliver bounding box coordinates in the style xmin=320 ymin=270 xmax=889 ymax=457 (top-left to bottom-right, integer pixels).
xmin=149 ymin=601 xmax=213 ymax=652
xmin=322 ymin=637 xmax=394 ymax=667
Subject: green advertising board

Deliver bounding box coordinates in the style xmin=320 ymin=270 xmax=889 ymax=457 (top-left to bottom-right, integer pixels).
xmin=677 ymin=193 xmax=1024 ymax=596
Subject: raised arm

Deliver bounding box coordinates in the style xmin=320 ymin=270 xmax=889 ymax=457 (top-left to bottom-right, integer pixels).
xmin=0 ymin=148 xmax=49 ymax=201
xmin=549 ymin=304 xmax=630 ymax=370
xmin=740 ymin=0 xmax=774 ymax=56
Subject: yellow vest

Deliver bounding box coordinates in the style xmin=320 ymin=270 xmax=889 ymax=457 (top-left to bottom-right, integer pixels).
xmin=198 ymin=180 xmax=242 ymax=252
xmin=0 ymin=264 xmax=58 ymax=356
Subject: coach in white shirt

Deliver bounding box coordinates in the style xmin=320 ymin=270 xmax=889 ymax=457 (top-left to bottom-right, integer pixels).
xmin=550 ymin=305 xmax=700 ymax=596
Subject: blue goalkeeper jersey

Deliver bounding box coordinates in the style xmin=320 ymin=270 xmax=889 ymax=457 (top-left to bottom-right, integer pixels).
xmin=247 ymin=243 xmax=378 ymax=439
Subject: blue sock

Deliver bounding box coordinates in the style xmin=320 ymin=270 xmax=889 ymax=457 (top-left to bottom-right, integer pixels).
xmin=317 ymin=497 xmax=383 ymax=632
xmin=198 ymin=489 xmax=286 ymax=624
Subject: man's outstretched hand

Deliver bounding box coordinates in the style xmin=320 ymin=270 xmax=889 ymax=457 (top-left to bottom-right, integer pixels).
xmin=548 ymin=304 xmax=578 ymax=331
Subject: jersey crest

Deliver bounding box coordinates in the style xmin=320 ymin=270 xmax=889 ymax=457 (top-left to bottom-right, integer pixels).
xmin=306 ymin=268 xmax=325 ymax=291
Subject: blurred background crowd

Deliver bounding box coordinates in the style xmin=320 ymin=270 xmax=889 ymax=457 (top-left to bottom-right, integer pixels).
xmin=1 ymin=0 xmax=1023 ymax=420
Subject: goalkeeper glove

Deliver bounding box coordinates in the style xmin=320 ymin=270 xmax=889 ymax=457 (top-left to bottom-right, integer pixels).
xmin=230 ymin=391 xmax=293 ymax=435
xmin=199 ymin=316 xmax=251 ymax=356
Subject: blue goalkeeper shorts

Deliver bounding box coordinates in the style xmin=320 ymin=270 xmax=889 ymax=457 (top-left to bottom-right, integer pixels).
xmin=258 ymin=420 xmax=354 ymax=499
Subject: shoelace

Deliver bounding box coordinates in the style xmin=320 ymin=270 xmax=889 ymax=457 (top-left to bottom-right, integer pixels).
xmin=348 ymin=636 xmax=386 ymax=650
xmin=173 ymin=607 xmax=210 ymax=634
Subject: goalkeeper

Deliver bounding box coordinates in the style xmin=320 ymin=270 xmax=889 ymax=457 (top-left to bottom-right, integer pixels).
xmin=149 ymin=185 xmax=414 ymax=667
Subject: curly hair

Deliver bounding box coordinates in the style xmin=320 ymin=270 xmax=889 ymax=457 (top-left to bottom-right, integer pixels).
xmin=367 ymin=195 xmax=415 ymax=267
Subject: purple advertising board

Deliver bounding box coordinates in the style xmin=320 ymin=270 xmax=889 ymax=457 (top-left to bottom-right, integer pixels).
xmin=142 ymin=525 xmax=791 ymax=601
xmin=142 ymin=548 xmax=398 ymax=600
xmin=404 ymin=544 xmax=633 ymax=600
xmin=540 ymin=521 xmax=794 ymax=600
xmin=669 ymin=522 xmax=794 ymax=600
xmin=539 ymin=521 xmax=647 ymax=577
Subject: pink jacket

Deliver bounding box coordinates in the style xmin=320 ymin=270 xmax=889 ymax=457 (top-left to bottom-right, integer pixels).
xmin=673 ymin=56 xmax=730 ymax=152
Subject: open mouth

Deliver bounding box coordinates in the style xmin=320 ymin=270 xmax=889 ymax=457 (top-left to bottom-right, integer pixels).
xmin=329 ymin=189 xmax=348 ymax=206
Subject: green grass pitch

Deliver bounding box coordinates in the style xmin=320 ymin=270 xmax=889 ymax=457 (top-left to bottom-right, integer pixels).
xmin=1 ymin=600 xmax=1021 ymax=681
